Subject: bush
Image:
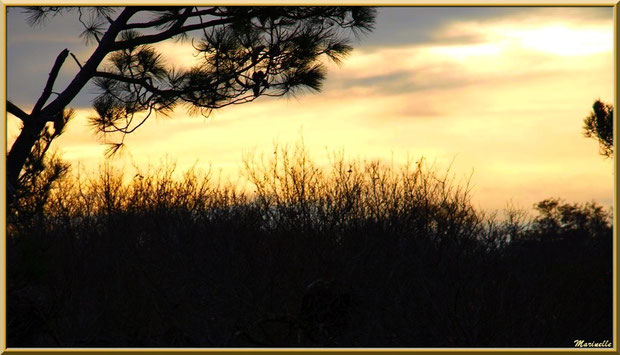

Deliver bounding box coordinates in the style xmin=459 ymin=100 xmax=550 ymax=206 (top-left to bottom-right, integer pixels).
xmin=528 ymin=198 xmax=612 ymax=241
xmin=7 ymin=143 xmax=613 ymax=347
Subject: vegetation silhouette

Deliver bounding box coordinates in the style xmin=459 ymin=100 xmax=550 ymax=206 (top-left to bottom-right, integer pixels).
xmin=6 ymin=6 xmax=376 ymax=207
xmin=7 ymin=142 xmax=612 ymax=347
xmin=583 ymin=99 xmax=614 ymax=158
xmin=5 ymin=6 xmax=612 ymax=348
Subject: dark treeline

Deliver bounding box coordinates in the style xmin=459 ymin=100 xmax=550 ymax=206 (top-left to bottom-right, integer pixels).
xmin=7 ymin=143 xmax=613 ymax=347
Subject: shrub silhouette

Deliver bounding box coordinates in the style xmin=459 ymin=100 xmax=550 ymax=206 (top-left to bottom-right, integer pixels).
xmin=529 ymin=198 xmax=612 ymax=241
xmin=583 ymin=99 xmax=614 ymax=158
xmin=7 ymin=143 xmax=612 ymax=347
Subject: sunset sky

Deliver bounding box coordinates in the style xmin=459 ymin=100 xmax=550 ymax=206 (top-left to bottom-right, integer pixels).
xmin=6 ymin=6 xmax=615 ymax=213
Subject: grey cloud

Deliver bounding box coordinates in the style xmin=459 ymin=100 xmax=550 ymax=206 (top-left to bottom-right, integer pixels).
xmin=326 ymin=60 xmax=570 ymax=105
xmin=360 ymin=7 xmax=521 ymax=48
xmin=7 ymin=42 xmax=100 ymax=108
xmin=338 ymin=71 xmax=412 ymax=88
xmin=7 ymin=8 xmax=100 ymax=110
xmin=325 ymin=61 xmax=471 ymax=96
xmin=7 ymin=7 xmax=88 ymax=45
xmin=359 ymin=7 xmax=613 ymax=49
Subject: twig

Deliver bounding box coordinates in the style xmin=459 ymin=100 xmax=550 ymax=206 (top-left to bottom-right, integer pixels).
xmin=70 ymin=52 xmax=83 ymax=69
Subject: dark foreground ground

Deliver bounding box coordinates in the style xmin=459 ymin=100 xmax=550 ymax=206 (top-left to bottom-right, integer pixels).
xmin=6 ymin=154 xmax=614 ymax=347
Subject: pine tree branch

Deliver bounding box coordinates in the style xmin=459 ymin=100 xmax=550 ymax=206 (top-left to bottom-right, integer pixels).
xmin=94 ymin=71 xmax=169 ymax=95
xmin=124 ymin=7 xmax=219 ymax=30
xmin=113 ymin=16 xmax=235 ymax=50
xmin=40 ymin=7 xmax=138 ymax=117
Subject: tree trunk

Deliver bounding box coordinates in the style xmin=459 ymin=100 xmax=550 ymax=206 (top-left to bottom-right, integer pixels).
xmin=6 ymin=115 xmax=49 ymax=204
xmin=6 ymin=8 xmax=137 ymax=206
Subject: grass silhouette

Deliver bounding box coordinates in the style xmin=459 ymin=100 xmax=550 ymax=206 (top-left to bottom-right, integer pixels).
xmin=7 ymin=142 xmax=613 ymax=347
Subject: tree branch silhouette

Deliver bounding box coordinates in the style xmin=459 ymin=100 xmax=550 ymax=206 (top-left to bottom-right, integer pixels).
xmin=7 ymin=101 xmax=30 ymax=122
xmin=6 ymin=6 xmax=376 ymax=207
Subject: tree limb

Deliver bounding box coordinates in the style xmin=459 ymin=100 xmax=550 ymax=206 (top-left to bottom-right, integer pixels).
xmin=124 ymin=7 xmax=219 ymax=30
xmin=7 ymin=101 xmax=30 ymax=122
xmin=41 ymin=7 xmax=138 ymax=117
xmin=114 ymin=17 xmax=234 ymax=50
xmin=70 ymin=51 xmax=83 ymax=69
xmin=31 ymin=48 xmax=70 ymax=117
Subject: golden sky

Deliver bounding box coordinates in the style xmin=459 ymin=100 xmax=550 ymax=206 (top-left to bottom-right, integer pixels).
xmin=6 ymin=7 xmax=615 ymax=213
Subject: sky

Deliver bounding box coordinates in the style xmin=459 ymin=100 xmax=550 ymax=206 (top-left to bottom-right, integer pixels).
xmin=5 ymin=6 xmax=615 ymax=214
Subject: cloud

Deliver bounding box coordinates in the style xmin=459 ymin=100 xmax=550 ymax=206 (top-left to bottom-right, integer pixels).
xmin=362 ymin=7 xmax=522 ymax=48
xmin=5 ymin=6 xmax=614 ymax=213
xmin=153 ymin=40 xmax=204 ymax=70
xmin=363 ymin=7 xmax=612 ymax=49
xmin=322 ymin=7 xmax=613 ymax=103
xmin=438 ymin=16 xmax=613 ymax=57
xmin=7 ymin=41 xmax=99 ymax=109
xmin=7 ymin=8 xmax=100 ymax=109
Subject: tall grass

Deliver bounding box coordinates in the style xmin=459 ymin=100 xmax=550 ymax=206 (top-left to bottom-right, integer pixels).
xmin=7 ymin=143 xmax=612 ymax=347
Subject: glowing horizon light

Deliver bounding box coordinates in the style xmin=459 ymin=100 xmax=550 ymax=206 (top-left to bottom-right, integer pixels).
xmin=442 ymin=19 xmax=614 ymax=58
xmin=500 ymin=24 xmax=613 ymax=56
